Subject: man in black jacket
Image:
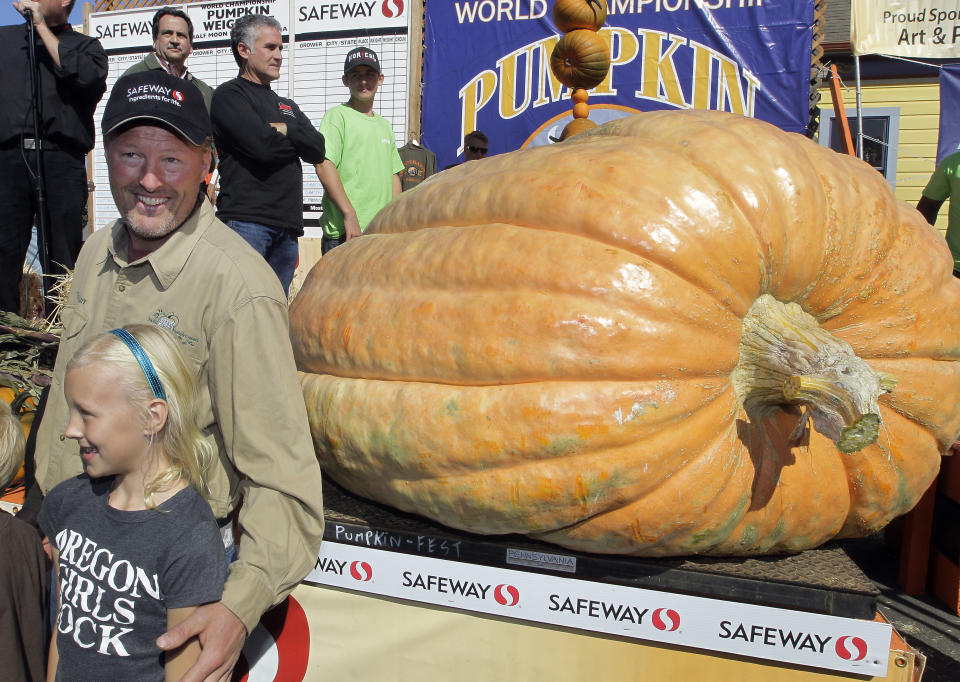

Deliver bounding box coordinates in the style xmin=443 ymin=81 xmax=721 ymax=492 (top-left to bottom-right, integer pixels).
xmin=211 ymin=14 xmax=325 ymax=296
xmin=0 ymin=0 xmax=107 ymax=314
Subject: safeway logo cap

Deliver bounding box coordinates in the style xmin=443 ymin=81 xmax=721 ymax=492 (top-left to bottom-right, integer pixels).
xmin=835 ymin=636 xmax=868 ymax=661
xmin=493 ymin=584 xmax=520 ymax=607
xmin=103 ymin=71 xmax=210 ymax=146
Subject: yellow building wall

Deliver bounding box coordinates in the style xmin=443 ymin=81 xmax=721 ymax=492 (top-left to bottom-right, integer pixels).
xmin=818 ymin=78 xmax=949 ymax=230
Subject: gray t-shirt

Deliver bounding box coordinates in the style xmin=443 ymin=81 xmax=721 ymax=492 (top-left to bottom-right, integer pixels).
xmin=39 ymin=475 xmax=226 ymax=681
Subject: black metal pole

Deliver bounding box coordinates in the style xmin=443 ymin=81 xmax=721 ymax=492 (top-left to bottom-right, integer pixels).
xmin=24 ymin=12 xmax=52 ymax=282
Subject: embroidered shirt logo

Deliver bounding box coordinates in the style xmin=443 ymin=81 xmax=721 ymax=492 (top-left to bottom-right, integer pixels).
xmin=148 ymin=309 xmax=199 ymax=347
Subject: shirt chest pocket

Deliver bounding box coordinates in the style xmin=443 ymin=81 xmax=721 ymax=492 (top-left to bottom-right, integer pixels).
xmin=61 ymin=308 xmax=88 ymax=346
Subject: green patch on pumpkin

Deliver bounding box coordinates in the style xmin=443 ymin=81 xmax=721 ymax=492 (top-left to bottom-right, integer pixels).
xmin=688 ymin=492 xmax=750 ymax=547
xmin=546 ymin=436 xmax=581 ymax=456
xmin=443 ymin=398 xmax=460 ymax=418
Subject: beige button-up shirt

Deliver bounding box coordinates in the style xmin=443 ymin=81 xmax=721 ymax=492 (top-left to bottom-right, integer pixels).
xmin=35 ymin=199 xmax=325 ymax=631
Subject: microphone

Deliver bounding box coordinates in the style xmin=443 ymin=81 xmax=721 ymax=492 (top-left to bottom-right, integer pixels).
xmin=23 ymin=7 xmax=33 ymax=20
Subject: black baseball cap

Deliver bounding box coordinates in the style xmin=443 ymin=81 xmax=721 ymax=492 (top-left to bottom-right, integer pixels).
xmin=102 ymin=71 xmax=211 ymax=146
xmin=344 ymin=47 xmax=380 ymax=75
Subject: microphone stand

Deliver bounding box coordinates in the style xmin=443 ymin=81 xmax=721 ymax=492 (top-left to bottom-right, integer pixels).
xmin=24 ymin=9 xmax=52 ymax=297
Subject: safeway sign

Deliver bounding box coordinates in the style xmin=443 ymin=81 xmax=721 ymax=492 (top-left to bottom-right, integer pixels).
xmin=304 ymin=542 xmax=892 ymax=676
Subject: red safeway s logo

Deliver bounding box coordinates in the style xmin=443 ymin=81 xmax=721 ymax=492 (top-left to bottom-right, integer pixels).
xmin=382 ymin=0 xmax=403 ymax=18
xmin=651 ymin=608 xmax=681 ymax=632
xmin=171 ymin=90 xmax=184 ymax=102
xmin=350 ymin=561 xmax=373 ymax=582
xmin=835 ymin=636 xmax=868 ymax=661
xmin=493 ymin=584 xmax=520 ymax=606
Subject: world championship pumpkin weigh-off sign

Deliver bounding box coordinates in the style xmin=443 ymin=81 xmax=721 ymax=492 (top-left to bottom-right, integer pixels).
xmin=420 ymin=0 xmax=815 ymax=166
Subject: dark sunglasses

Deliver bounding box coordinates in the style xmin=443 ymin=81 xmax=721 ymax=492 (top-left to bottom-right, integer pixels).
xmin=467 ymin=145 xmax=488 ymax=154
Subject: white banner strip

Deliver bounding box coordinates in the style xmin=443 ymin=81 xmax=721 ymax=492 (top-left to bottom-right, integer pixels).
xmin=304 ymin=542 xmax=890 ymax=676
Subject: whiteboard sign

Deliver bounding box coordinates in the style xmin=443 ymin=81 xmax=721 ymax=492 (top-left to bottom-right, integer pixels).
xmin=88 ymin=0 xmax=409 ymax=238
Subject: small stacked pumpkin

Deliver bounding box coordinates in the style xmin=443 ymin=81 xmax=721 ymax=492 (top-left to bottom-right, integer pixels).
xmin=550 ymin=0 xmax=609 ymax=140
xmin=1 ymin=381 xmax=36 ymax=492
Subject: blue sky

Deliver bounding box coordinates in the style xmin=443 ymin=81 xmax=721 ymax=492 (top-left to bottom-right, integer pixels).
xmin=0 ymin=1 xmax=88 ymax=27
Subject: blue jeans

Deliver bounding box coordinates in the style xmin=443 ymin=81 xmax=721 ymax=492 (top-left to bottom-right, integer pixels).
xmin=321 ymin=234 xmax=346 ymax=254
xmin=226 ymin=220 xmax=298 ymax=296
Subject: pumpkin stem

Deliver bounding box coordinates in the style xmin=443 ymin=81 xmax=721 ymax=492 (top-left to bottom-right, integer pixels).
xmin=732 ymin=294 xmax=896 ymax=453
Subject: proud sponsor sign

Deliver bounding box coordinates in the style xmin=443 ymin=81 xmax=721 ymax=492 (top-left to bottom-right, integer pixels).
xmin=305 ymin=541 xmax=891 ymax=676
xmin=852 ymin=0 xmax=960 ymax=57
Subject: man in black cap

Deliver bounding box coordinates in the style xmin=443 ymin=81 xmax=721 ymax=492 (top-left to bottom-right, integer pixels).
xmin=316 ymin=45 xmax=403 ymax=253
xmin=0 ymin=0 xmax=107 ymax=313
xmin=210 ymin=14 xmax=326 ymax=295
xmin=32 ymin=70 xmax=325 ymax=681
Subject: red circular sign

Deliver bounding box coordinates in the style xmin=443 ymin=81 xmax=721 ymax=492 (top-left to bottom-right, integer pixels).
xmin=651 ymin=608 xmax=680 ymax=632
xmin=350 ymin=560 xmax=373 ymax=582
xmin=382 ymin=0 xmax=403 ymax=18
xmin=235 ymin=596 xmax=310 ymax=681
xmin=835 ymin=636 xmax=868 ymax=661
xmin=493 ymin=584 xmax=520 ymax=607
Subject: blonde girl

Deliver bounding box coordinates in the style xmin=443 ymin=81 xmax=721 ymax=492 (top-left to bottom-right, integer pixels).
xmin=39 ymin=324 xmax=226 ymax=682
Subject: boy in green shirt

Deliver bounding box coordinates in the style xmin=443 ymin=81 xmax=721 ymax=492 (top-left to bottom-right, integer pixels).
xmin=317 ymin=47 xmax=403 ymax=253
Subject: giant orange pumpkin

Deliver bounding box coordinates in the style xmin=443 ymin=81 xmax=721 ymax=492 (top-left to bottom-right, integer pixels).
xmin=291 ymin=111 xmax=960 ymax=556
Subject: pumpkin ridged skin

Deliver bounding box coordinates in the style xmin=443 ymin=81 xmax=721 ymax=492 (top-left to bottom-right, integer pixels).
xmin=291 ymin=110 xmax=960 ymax=557
xmin=553 ymin=0 xmax=606 ymax=32
xmin=550 ymin=29 xmax=610 ymax=90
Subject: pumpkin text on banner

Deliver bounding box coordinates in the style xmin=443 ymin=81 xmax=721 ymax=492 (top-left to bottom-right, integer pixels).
xmin=852 ymin=0 xmax=960 ymax=57
xmin=421 ymin=0 xmax=815 ymax=168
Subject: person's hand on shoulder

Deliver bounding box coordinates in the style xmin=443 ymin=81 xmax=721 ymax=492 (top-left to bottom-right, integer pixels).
xmin=268 ymin=122 xmax=287 ymax=136
xmin=157 ymin=602 xmax=246 ymax=682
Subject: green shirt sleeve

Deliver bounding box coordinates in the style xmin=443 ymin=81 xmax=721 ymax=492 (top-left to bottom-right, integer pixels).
xmin=923 ymin=153 xmax=960 ymax=201
xmin=391 ymin=145 xmax=404 ymax=175
xmin=924 ymin=159 xmax=952 ymax=201
xmin=319 ymin=107 xmax=345 ymax=166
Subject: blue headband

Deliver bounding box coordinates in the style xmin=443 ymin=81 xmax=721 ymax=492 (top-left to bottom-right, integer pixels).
xmin=109 ymin=329 xmax=167 ymax=401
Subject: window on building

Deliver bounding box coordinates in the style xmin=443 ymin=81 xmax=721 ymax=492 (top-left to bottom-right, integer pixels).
xmin=818 ymin=107 xmax=900 ymax=187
